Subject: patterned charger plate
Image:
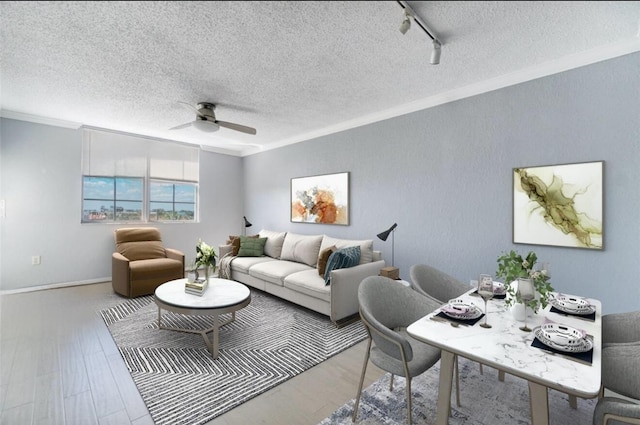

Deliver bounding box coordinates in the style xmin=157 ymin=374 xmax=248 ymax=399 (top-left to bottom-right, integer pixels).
xmin=551 ymin=295 xmax=596 ymax=315
xmin=441 ymin=299 xmax=482 ymax=320
xmin=534 ymin=323 xmax=593 ymax=353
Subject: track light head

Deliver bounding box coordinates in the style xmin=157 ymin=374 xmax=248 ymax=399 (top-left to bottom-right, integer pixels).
xmin=399 ymin=12 xmax=411 ymax=35
xmin=430 ymin=39 xmax=441 ymax=65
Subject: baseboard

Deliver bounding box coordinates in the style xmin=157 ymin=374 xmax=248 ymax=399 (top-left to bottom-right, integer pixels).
xmin=0 ymin=277 xmax=110 ymax=296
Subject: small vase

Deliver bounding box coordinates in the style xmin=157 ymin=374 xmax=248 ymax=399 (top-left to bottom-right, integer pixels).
xmin=510 ymin=303 xmax=533 ymax=321
xmin=204 ymin=265 xmax=211 ymax=282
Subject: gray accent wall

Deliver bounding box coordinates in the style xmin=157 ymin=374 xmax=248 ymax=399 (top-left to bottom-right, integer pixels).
xmin=243 ymin=52 xmax=640 ymax=314
xmin=0 ymin=119 xmax=244 ymax=291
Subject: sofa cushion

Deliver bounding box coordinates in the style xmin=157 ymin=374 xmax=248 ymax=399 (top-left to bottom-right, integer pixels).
xmin=317 ymin=245 xmax=337 ymax=276
xmin=280 ymin=233 xmax=323 ymax=267
xmin=284 ymin=270 xmax=331 ymax=302
xmin=227 ymin=234 xmax=258 ymax=256
xmin=249 ymin=260 xmax=313 ymax=286
xmin=259 ymin=229 xmax=287 ymax=259
xmin=230 ymin=256 xmax=276 ymax=274
xmin=237 ymin=236 xmax=267 ymax=257
xmin=319 ymin=236 xmax=373 ymax=265
xmin=324 ymin=246 xmax=361 ymax=285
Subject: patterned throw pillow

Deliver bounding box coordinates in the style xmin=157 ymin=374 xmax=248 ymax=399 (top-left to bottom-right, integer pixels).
xmin=317 ymin=245 xmax=337 ymax=276
xmin=237 ymin=236 xmax=268 ymax=257
xmin=324 ymin=246 xmax=361 ymax=285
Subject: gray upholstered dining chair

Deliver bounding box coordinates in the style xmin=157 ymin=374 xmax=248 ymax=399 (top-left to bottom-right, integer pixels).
xmin=592 ymin=311 xmax=640 ymax=425
xmin=353 ymin=276 xmax=441 ymax=425
xmin=409 ymin=263 xmax=475 ymax=405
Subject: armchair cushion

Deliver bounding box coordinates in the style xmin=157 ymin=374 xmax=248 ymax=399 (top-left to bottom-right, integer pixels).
xmin=117 ymin=240 xmax=166 ymax=261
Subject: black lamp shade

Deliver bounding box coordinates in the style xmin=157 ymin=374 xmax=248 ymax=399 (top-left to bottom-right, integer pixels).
xmin=243 ymin=216 xmax=253 ymax=228
xmin=377 ymin=223 xmax=397 ymax=241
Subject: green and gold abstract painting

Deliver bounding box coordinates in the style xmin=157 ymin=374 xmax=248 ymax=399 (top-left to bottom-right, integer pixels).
xmin=513 ymin=161 xmax=603 ymax=250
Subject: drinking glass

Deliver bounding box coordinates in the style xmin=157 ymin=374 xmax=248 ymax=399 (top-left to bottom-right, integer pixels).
xmin=477 ymin=274 xmax=494 ymax=328
xmin=518 ymin=278 xmax=536 ymax=332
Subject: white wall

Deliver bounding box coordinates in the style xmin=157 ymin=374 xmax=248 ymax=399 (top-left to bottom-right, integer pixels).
xmin=242 ymin=52 xmax=640 ymax=314
xmin=0 ymin=119 xmax=244 ymax=291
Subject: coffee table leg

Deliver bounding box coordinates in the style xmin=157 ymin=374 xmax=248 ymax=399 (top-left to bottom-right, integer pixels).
xmin=157 ymin=307 xmax=162 ymax=327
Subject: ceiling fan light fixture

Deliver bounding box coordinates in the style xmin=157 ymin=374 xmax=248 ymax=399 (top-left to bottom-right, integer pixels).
xmin=193 ymin=118 xmax=219 ymax=132
xmin=430 ymin=39 xmax=441 ymax=65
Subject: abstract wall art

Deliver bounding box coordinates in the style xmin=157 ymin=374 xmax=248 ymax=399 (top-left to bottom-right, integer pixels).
xmin=513 ymin=161 xmax=603 ymax=250
xmin=291 ymin=172 xmax=349 ymax=225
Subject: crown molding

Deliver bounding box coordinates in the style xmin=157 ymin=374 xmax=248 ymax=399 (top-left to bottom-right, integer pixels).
xmin=0 ymin=109 xmax=82 ymax=129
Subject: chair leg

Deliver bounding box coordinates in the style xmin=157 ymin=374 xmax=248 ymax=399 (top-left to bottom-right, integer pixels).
xmin=406 ymin=376 xmax=413 ymax=425
xmin=454 ymin=355 xmax=461 ymax=407
xmin=352 ymin=338 xmax=372 ymax=423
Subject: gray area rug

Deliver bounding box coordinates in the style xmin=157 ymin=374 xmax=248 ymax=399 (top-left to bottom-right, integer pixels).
xmin=320 ymin=357 xmax=596 ymax=424
xmin=99 ymin=289 xmax=366 ymax=425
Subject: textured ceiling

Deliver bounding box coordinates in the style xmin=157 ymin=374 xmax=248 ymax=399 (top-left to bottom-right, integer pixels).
xmin=1 ymin=1 xmax=639 ymax=156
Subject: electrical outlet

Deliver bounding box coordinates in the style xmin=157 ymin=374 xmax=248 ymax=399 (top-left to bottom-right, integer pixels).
xmin=32 ymin=256 xmax=41 ymax=265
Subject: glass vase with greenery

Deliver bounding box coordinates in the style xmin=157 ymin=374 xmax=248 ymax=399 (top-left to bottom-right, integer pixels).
xmin=495 ymin=250 xmax=553 ymax=312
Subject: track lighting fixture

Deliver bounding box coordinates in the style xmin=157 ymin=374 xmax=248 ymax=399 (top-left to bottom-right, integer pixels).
xmin=396 ymin=1 xmax=443 ymax=65
xmin=430 ymin=39 xmax=441 ymax=65
xmin=399 ymin=11 xmax=411 ymax=35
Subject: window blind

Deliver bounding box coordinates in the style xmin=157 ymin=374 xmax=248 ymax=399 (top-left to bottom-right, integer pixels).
xmin=82 ymin=129 xmax=199 ymax=181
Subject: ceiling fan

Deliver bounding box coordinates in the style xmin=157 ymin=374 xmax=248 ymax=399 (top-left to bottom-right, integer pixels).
xmin=170 ymin=101 xmax=257 ymax=135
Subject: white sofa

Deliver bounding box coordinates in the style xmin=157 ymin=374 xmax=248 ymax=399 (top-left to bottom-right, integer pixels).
xmin=219 ymin=230 xmax=385 ymax=326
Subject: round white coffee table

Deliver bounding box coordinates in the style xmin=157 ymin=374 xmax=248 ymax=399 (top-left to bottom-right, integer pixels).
xmin=154 ymin=277 xmax=251 ymax=359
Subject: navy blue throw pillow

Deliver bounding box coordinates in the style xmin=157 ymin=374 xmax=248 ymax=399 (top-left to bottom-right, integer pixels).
xmin=324 ymin=246 xmax=361 ymax=285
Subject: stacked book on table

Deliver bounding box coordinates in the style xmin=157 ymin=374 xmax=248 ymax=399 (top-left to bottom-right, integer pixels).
xmin=185 ymin=278 xmax=208 ymax=296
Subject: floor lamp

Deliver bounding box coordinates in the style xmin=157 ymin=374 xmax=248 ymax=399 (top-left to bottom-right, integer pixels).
xmin=377 ymin=223 xmax=399 ymax=279
xmin=243 ymin=216 xmax=252 ymax=236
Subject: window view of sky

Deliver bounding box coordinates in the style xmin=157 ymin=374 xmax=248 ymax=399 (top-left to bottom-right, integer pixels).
xmin=82 ymin=177 xmax=196 ymax=222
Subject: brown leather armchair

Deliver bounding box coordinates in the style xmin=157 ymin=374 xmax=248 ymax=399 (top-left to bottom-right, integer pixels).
xmin=112 ymin=227 xmax=185 ymax=297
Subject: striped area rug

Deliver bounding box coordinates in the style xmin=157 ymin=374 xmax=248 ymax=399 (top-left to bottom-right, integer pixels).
xmin=99 ymin=288 xmax=366 ymax=425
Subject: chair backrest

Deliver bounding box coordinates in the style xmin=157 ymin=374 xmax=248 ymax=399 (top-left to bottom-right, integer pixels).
xmin=358 ymin=276 xmax=439 ymax=362
xmin=410 ymin=264 xmax=470 ymax=304
xmin=114 ymin=227 xmax=167 ymax=261
xmin=602 ymin=311 xmax=640 ymax=400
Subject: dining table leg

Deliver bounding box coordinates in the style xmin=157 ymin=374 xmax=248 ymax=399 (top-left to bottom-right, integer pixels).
xmin=528 ymin=381 xmax=550 ymax=425
xmin=435 ymin=350 xmax=455 ymax=425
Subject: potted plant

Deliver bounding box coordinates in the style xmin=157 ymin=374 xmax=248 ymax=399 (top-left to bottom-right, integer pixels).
xmin=195 ymin=239 xmax=217 ymax=281
xmin=495 ymin=250 xmax=553 ymax=315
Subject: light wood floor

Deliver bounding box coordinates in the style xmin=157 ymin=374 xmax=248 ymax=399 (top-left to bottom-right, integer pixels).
xmin=0 ymin=282 xmax=384 ymax=425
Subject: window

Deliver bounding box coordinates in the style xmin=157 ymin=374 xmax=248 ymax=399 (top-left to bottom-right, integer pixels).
xmin=149 ymin=180 xmax=197 ymax=221
xmin=82 ymin=129 xmax=199 ymax=223
xmin=82 ymin=176 xmax=143 ymax=222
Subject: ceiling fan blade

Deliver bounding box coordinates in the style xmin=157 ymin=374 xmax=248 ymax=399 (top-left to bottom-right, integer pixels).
xmin=169 ymin=121 xmax=194 ymax=131
xmin=177 ymin=101 xmax=205 ymax=118
xmin=216 ymin=120 xmax=257 ymax=135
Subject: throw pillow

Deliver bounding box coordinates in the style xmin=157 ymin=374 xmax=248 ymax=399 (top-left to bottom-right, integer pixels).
xmin=228 ymin=234 xmax=258 ymax=256
xmin=317 ymin=245 xmax=337 ymax=276
xmin=324 ymin=246 xmax=361 ymax=285
xmin=237 ymin=236 xmax=267 ymax=257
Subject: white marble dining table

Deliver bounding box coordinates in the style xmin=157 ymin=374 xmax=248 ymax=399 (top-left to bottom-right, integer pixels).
xmin=406 ymin=289 xmax=602 ymax=425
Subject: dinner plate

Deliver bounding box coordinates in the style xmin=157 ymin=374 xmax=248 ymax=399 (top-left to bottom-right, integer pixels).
xmin=441 ymin=299 xmax=482 ymax=320
xmin=534 ymin=323 xmax=593 ymax=353
xmin=551 ymin=295 xmax=596 ymax=315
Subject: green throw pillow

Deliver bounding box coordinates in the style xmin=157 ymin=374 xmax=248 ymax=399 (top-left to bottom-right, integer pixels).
xmin=237 ymin=236 xmax=267 ymax=257
xmin=324 ymin=246 xmax=361 ymax=285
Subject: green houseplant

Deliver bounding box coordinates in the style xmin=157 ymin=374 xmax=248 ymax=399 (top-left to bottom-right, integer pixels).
xmin=195 ymin=239 xmax=217 ymax=280
xmin=495 ymin=250 xmax=553 ymax=312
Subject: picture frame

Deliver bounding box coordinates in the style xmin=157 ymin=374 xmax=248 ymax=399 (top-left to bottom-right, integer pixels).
xmin=291 ymin=172 xmax=349 ymax=225
xmin=513 ymin=161 xmax=603 ymax=250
